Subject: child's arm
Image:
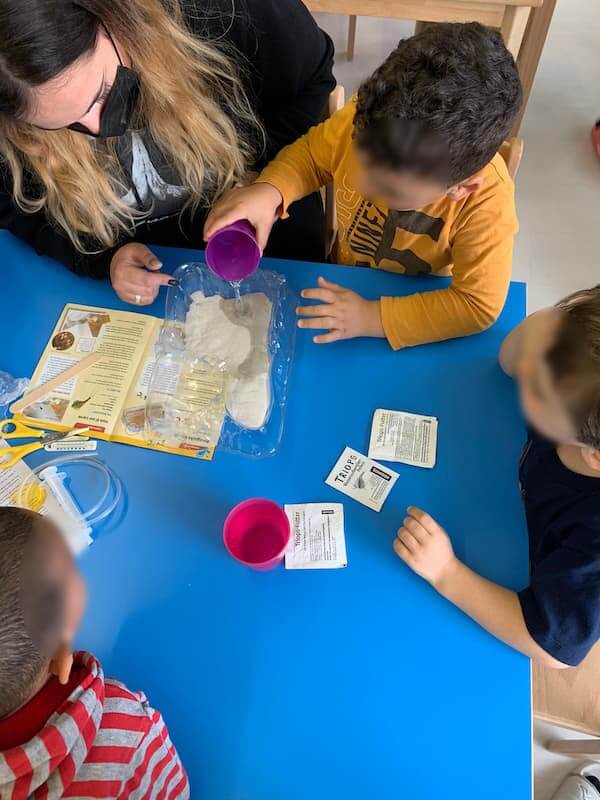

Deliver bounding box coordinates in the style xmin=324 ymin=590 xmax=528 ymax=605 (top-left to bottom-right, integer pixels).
xmin=204 ymin=103 xmax=349 ymax=248
xmin=256 ymin=104 xmax=342 ymax=212
xmin=296 ymin=171 xmax=517 ymax=348
xmin=394 ymin=507 xmax=569 ymax=669
xmin=380 ymin=194 xmax=517 ymax=349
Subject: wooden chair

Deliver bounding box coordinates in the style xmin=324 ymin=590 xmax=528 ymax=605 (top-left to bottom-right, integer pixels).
xmin=347 ymin=15 xmax=357 ymax=60
xmin=304 ymin=0 xmax=553 ymax=133
xmin=323 ymin=85 xmax=345 ymax=257
xmin=534 ymin=641 xmax=600 ymax=759
xmin=346 ymin=3 xmax=531 ymax=62
xmin=500 ymin=137 xmax=524 ymax=179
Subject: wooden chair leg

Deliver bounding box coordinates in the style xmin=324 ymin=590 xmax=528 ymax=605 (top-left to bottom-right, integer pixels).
xmin=547 ymin=739 xmax=600 ymax=759
xmin=500 ymin=6 xmax=530 ymax=59
xmin=414 ymin=21 xmax=431 ymax=35
xmin=347 ymin=15 xmax=357 ymax=61
xmin=511 ymin=0 xmax=558 ymax=135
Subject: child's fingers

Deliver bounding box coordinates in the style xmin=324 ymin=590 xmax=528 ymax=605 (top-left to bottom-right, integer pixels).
xmin=407 ymin=506 xmax=437 ymax=534
xmin=254 ymin=221 xmax=273 ymax=253
xmin=313 ymin=331 xmax=343 ymax=344
xmin=203 ymin=207 xmax=240 ymax=241
xmin=317 ymin=276 xmax=344 ymax=291
xmin=298 ymin=317 xmax=337 ymax=331
xmin=403 ymin=516 xmax=429 ymax=544
xmin=301 ymin=287 xmax=337 ymax=304
xmin=393 ymin=537 xmax=413 ymax=564
xmin=296 ymin=303 xmax=336 ymax=317
xmin=398 ymin=526 xmax=420 ymax=554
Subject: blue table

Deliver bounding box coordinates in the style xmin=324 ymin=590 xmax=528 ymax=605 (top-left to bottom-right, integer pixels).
xmin=1 ymin=230 xmax=531 ymax=799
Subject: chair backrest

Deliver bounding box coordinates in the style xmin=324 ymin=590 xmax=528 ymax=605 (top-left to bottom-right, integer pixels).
xmin=499 ymin=137 xmax=524 ymax=180
xmin=324 ymin=85 xmax=345 ymax=258
xmin=533 ymin=641 xmax=600 ymax=737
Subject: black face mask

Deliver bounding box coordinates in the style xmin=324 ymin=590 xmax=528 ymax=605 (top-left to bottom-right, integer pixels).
xmin=69 ymin=32 xmax=140 ymax=139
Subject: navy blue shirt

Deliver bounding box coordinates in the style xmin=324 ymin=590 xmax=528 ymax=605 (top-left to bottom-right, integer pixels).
xmin=518 ymin=430 xmax=600 ymax=666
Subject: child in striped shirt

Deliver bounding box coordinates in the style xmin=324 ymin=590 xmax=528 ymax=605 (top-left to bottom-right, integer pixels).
xmin=0 ymin=507 xmax=189 ymax=799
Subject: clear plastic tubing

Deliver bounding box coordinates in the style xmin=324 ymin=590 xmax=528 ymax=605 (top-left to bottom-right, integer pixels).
xmin=32 ymin=454 xmax=122 ymax=527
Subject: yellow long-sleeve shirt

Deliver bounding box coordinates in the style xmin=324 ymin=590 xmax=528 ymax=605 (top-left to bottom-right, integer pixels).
xmin=258 ymin=99 xmax=518 ymax=350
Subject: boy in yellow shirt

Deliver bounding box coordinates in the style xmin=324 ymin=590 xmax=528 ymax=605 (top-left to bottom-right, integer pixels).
xmin=205 ymin=22 xmax=523 ymax=350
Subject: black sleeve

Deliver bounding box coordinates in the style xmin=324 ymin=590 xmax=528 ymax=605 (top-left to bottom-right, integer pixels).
xmin=518 ymin=526 xmax=600 ymax=666
xmin=0 ymin=165 xmax=117 ymax=279
xmin=1 ymin=2 xmax=334 ymax=275
xmin=188 ymin=0 xmax=336 ymax=164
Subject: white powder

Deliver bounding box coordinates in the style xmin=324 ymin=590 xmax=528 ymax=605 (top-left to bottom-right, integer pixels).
xmin=185 ymin=290 xmax=273 ymax=429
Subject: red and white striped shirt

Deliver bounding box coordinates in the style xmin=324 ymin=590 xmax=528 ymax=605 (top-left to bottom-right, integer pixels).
xmin=0 ymin=652 xmax=189 ymax=799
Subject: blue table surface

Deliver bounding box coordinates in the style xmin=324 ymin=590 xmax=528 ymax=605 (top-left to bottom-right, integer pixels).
xmin=1 ymin=231 xmax=531 ymax=799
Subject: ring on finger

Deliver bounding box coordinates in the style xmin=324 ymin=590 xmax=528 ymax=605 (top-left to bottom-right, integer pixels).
xmin=134 ymin=294 xmax=142 ymax=305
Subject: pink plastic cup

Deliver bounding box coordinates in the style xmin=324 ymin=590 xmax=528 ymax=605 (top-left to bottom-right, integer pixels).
xmin=205 ymin=219 xmax=261 ymax=282
xmin=223 ymin=498 xmax=290 ymax=571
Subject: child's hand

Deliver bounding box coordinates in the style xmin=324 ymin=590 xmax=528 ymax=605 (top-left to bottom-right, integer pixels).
xmin=297 ymin=277 xmax=384 ymax=343
xmin=393 ymin=507 xmax=458 ymax=589
xmin=203 ymin=182 xmax=284 ymax=252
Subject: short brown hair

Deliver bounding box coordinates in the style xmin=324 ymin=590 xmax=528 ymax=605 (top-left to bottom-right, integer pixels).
xmin=0 ymin=508 xmax=64 ymax=718
xmin=546 ymin=286 xmax=600 ymax=449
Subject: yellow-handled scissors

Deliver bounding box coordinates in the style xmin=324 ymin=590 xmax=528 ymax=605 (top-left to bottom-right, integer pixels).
xmin=0 ymin=420 xmax=91 ymax=469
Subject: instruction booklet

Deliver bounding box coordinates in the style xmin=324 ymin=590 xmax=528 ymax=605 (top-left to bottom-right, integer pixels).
xmin=13 ymin=303 xmax=219 ymax=461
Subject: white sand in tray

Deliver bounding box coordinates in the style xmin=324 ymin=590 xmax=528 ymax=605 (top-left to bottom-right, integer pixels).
xmin=185 ymin=290 xmax=273 ymax=429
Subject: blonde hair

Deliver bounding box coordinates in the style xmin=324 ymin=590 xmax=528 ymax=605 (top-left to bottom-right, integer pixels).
xmin=0 ymin=0 xmax=259 ymax=251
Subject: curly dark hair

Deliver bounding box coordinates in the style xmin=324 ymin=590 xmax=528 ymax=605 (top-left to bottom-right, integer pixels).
xmin=354 ymin=22 xmax=523 ymax=185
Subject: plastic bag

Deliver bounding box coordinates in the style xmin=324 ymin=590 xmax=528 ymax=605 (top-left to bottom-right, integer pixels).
xmin=0 ymin=370 xmax=29 ymax=417
xmin=152 ymin=263 xmax=297 ymax=458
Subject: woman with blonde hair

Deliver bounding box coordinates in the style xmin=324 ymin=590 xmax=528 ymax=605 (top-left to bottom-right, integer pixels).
xmin=0 ymin=0 xmax=334 ymax=305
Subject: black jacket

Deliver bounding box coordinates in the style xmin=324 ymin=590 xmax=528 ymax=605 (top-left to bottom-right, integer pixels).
xmin=0 ymin=0 xmax=335 ymax=277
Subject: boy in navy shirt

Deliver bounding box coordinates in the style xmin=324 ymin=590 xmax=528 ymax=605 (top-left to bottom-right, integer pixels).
xmin=393 ymin=287 xmax=600 ymax=667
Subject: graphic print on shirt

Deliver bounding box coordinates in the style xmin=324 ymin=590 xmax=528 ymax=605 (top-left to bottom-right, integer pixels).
xmin=346 ymin=200 xmax=445 ymax=273
xmin=118 ymin=131 xmax=186 ymax=217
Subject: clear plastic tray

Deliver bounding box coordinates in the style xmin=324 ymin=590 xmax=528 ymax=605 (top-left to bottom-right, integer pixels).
xmin=153 ymin=263 xmax=297 ymax=458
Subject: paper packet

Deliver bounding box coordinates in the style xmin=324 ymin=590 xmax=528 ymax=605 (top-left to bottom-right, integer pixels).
xmin=325 ymin=447 xmax=398 ymax=512
xmin=368 ymin=408 xmax=438 ymax=468
xmin=285 ymin=503 xmax=347 ymax=569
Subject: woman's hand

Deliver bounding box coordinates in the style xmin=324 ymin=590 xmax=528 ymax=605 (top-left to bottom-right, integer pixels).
xmin=110 ymin=243 xmax=173 ymax=306
xmin=203 ymin=182 xmax=283 ymax=252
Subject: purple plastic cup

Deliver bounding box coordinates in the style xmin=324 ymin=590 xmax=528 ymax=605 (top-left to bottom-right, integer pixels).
xmin=205 ymin=219 xmax=261 ymax=282
xmin=223 ymin=498 xmax=290 ymax=571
